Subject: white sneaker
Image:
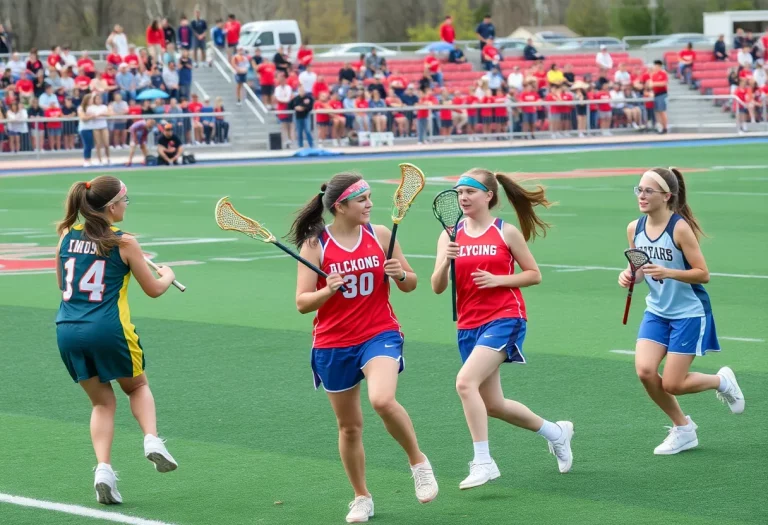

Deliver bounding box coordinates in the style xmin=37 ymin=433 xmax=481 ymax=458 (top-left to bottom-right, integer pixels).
xmin=346 ymin=495 xmax=374 ymax=523
xmin=459 ymin=460 xmax=500 ymax=490
xmin=547 ymin=421 xmax=574 ymax=473
xmin=94 ymin=463 xmax=122 ymax=504
xmin=654 ymin=416 xmax=698 ymax=455
xmin=411 ymin=457 xmax=438 ymax=503
xmin=716 ymin=367 xmax=745 ymax=414
xmin=144 ymin=434 xmax=178 ymax=473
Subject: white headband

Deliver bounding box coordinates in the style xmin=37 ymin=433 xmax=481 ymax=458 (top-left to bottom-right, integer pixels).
xmin=103 ymin=181 xmax=127 ymax=208
xmin=642 ymin=170 xmax=670 ymax=193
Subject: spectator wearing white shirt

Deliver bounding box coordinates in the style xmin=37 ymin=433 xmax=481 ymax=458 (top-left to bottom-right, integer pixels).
xmin=7 ymin=53 xmax=26 ymax=81
xmin=753 ymin=61 xmax=766 ymax=88
xmin=613 ymin=63 xmax=631 ymax=86
xmin=162 ymin=61 xmax=180 ymax=99
xmin=6 ymin=101 xmax=29 ymax=152
xmin=596 ymin=45 xmax=613 ymax=70
xmin=57 ymin=47 xmax=79 ymax=72
xmin=737 ymin=45 xmax=754 ymax=68
xmin=106 ymin=25 xmax=129 ymax=57
xmin=274 ymin=73 xmax=295 ymax=148
xmin=609 ymin=83 xmax=625 ymax=128
xmin=298 ymin=63 xmax=317 ymax=93
xmin=507 ymin=66 xmax=524 ymax=91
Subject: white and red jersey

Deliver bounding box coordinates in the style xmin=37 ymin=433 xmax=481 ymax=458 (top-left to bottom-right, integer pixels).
xmin=313 ymin=223 xmax=400 ymax=348
xmin=454 ymin=218 xmax=526 ymax=329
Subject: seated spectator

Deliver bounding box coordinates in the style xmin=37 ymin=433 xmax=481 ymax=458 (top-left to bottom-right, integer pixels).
xmin=523 ymin=38 xmax=543 ymax=61
xmin=738 ymin=45 xmax=754 ymax=68
xmin=213 ymin=96 xmax=229 ymax=142
xmin=124 ymin=46 xmax=141 ymax=72
xmin=58 ymin=47 xmax=78 ymax=72
xmin=163 ymin=43 xmax=179 ymax=67
xmin=157 ymin=123 xmax=184 ymax=165
xmin=365 ymin=49 xmax=384 ymax=78
xmin=299 ymin=63 xmax=317 ymax=94
xmin=596 ymin=45 xmax=613 ymax=69
xmin=424 ymin=51 xmax=444 ymax=86
xmin=77 ymin=51 xmax=96 ymax=79
xmin=677 ymin=43 xmax=695 ymax=84
xmin=614 ymin=63 xmax=631 ymax=87
xmin=116 ymin=63 xmax=136 ymax=102
xmin=312 ymin=74 xmax=329 ymax=100
xmin=200 ymin=96 xmax=215 ymax=143
xmin=448 ymin=43 xmax=466 ymax=63
xmin=481 ymin=38 xmax=501 ymax=71
xmin=507 ymin=66 xmax=523 ymax=91
xmin=39 ymin=82 xmax=60 ymax=109
xmin=106 ymin=45 xmax=123 ymax=69
xmin=297 ymin=42 xmax=314 ymax=72
xmin=562 ymin=64 xmax=575 ymax=86
xmin=714 ymin=35 xmax=727 ymax=61
xmin=162 ymin=61 xmax=180 ymax=98
xmin=7 ymin=53 xmax=26 ymax=82
xmin=339 ymin=62 xmax=356 ymax=83
xmin=547 ymin=64 xmax=565 ymax=86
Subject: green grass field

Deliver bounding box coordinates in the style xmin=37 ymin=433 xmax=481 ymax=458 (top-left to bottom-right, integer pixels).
xmin=1 ymin=144 xmax=766 ymax=525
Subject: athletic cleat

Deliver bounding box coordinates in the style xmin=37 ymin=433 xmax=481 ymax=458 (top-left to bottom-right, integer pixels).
xmin=144 ymin=434 xmax=178 ymax=473
xmin=459 ymin=460 xmax=500 ymax=490
xmin=346 ymin=495 xmax=374 ymax=523
xmin=94 ymin=463 xmax=122 ymax=504
xmin=548 ymin=421 xmax=574 ymax=473
xmin=716 ymin=367 xmax=745 ymax=414
xmin=411 ymin=457 xmax=438 ymax=503
xmin=654 ymin=416 xmax=698 ymax=455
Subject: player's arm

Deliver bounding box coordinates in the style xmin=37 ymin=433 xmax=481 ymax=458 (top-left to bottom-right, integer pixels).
xmin=295 ymin=240 xmax=344 ymax=314
xmin=373 ymin=224 xmax=416 ymax=293
xmin=472 ymin=223 xmax=541 ymax=289
xmin=55 ymin=231 xmax=66 ymax=290
xmin=645 ymin=221 xmax=709 ymax=284
xmin=119 ymin=235 xmax=175 ymax=298
xmin=619 ymin=220 xmax=643 ymax=287
xmin=431 ymin=230 xmax=456 ymax=295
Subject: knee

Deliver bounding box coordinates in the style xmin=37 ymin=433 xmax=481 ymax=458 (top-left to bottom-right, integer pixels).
xmin=485 ymin=401 xmax=505 ymax=420
xmin=337 ymin=419 xmax=363 ymax=441
xmin=662 ymin=377 xmax=685 ymax=396
xmin=635 ymin=365 xmax=658 ymax=384
xmin=369 ymin=395 xmax=398 ymax=417
xmin=93 ymin=392 xmax=117 ymax=410
xmin=455 ymin=375 xmax=478 ymax=399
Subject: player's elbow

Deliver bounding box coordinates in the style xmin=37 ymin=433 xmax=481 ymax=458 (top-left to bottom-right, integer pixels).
xmin=699 ymin=270 xmax=710 ymax=284
xmin=529 ymin=270 xmax=542 ymax=286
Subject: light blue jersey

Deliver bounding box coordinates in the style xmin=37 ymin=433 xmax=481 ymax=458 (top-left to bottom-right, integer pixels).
xmin=633 ymin=214 xmax=711 ymax=320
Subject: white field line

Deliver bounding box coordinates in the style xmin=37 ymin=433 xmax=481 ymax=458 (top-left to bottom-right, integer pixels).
xmin=0 ymin=492 xmax=177 ymax=525
xmin=609 ymin=350 xmax=636 ymax=355
xmin=720 ymin=337 xmax=765 ymax=343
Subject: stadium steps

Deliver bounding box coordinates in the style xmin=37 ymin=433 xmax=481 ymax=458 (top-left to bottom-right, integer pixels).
xmin=666 ymin=73 xmax=737 ymax=133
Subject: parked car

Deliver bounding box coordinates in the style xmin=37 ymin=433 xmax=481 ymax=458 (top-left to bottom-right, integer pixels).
xmin=557 ymin=37 xmax=627 ymax=51
xmin=316 ymin=43 xmax=397 ymax=58
xmin=641 ymin=33 xmax=716 ymax=49
xmin=464 ymin=38 xmax=528 ymax=58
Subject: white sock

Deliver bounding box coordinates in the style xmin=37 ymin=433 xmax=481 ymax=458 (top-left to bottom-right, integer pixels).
xmin=472 ymin=441 xmax=491 ymax=464
xmin=536 ymin=420 xmax=562 ymax=441
xmin=677 ymin=417 xmax=693 ymax=431
xmin=716 ymin=374 xmax=730 ymax=393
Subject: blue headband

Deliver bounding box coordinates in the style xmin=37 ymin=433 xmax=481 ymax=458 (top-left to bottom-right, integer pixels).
xmin=454 ymin=176 xmax=489 ymax=192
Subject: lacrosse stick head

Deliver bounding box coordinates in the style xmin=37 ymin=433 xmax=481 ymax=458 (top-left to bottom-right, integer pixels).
xmin=391 ymin=163 xmax=426 ymax=224
xmin=215 ymin=197 xmax=276 ymax=243
xmin=433 ymin=189 xmax=463 ymax=240
xmin=624 ymin=248 xmax=650 ymax=273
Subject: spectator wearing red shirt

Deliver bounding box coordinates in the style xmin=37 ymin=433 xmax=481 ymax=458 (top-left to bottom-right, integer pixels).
xmin=328 ymin=91 xmax=346 ymax=144
xmin=481 ymin=38 xmax=501 ymax=71
xmin=257 ymin=60 xmax=277 ymax=107
xmin=677 ymin=43 xmax=696 ymax=85
xmin=225 ymin=14 xmax=241 ymax=58
xmin=479 ymin=88 xmax=494 ymax=135
xmin=595 ymin=83 xmax=613 ymax=133
xmin=416 ymin=88 xmax=437 ymax=143
xmin=734 ymin=78 xmax=754 ymax=131
xmin=187 ymin=93 xmax=205 ymax=143
xmin=517 ymin=82 xmax=539 ymax=138
xmin=424 ymin=51 xmax=444 ymax=87
xmin=47 ymin=46 xmax=62 ymax=70
xmin=650 ymin=60 xmax=668 ymax=133
xmin=107 ymin=45 xmax=123 ymax=68
xmin=438 ymin=93 xmax=454 ymax=136
xmin=124 ymin=45 xmax=140 ymax=72
xmin=312 ymin=75 xmax=329 ymax=100
xmin=75 ymin=68 xmax=92 ymax=92
xmin=464 ymin=86 xmax=479 ymax=133
xmin=44 ymin=101 xmax=64 ymax=150
xmin=77 ymin=52 xmax=96 ymax=79
xmin=385 ymin=87 xmax=409 ymax=137
xmin=314 ymin=90 xmax=332 ymax=142
xmin=297 ymin=43 xmax=314 ymax=72
xmin=560 ymin=88 xmax=574 ymax=133
xmin=544 ymin=85 xmax=562 ymax=135
xmin=440 ymin=16 xmax=455 ymax=44
xmin=146 ymin=20 xmax=165 ymax=60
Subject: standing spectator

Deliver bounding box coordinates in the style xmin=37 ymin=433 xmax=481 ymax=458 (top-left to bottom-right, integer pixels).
xmin=677 ymin=43 xmax=695 ymax=85
xmin=596 ymin=45 xmax=613 ymax=70
xmin=274 ymin=47 xmax=291 ymax=76
xmin=212 ymin=20 xmax=226 ymax=56
xmin=475 ymin=14 xmax=495 ymax=52
xmin=7 ymin=101 xmax=29 ymax=153
xmin=299 ymin=63 xmax=317 ymax=94
xmin=62 ymin=97 xmax=78 ymax=150
xmin=257 ymin=59 xmax=276 ymax=108
xmin=178 ymin=49 xmax=193 ymax=99
xmin=39 ymin=82 xmax=60 ymax=109
xmin=714 ymin=35 xmax=727 ymax=61
xmin=650 ymin=60 xmax=668 ymax=133
xmin=289 ymin=85 xmax=314 ymax=148
xmin=109 ymin=93 xmax=129 ymax=148
xmin=190 ymin=9 xmax=208 ymax=66
xmin=106 ymin=25 xmax=129 ymax=57
xmin=274 ymin=73 xmax=294 ymax=147
xmin=523 ymin=38 xmax=543 ymax=61
xmin=225 ymin=14 xmax=241 ymax=59
xmin=734 ymin=78 xmax=753 ymax=132
xmin=311 ymin=74 xmax=328 ymax=99
xmin=440 ymin=16 xmax=455 ymax=44
xmin=0 ymin=24 xmax=9 ymax=56
xmin=146 ymin=20 xmax=165 ymax=60
xmin=231 ymin=47 xmax=249 ymax=105
xmin=733 ymin=28 xmax=745 ymax=50
xmin=162 ymin=61 xmax=180 ymax=99
xmin=297 ymin=42 xmax=314 ymax=72
xmin=89 ymin=92 xmax=111 ymax=165
xmin=177 ymin=16 xmax=193 ymax=53
xmin=162 ymin=18 xmax=176 ymax=47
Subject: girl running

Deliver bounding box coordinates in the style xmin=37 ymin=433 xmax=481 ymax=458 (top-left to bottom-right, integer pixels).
xmin=55 ymin=175 xmax=178 ymax=504
xmin=619 ymin=167 xmax=744 ymax=455
xmin=431 ymin=169 xmax=574 ymax=490
xmin=288 ymin=173 xmax=438 ymax=523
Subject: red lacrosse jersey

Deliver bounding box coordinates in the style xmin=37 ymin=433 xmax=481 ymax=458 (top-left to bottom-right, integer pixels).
xmin=454 ymin=218 xmax=527 ymax=329
xmin=312 ymin=223 xmax=400 ymax=348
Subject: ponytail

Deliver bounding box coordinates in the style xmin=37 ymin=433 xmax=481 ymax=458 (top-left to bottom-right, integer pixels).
xmin=286 ymin=184 xmax=327 ymax=249
xmin=494 ymin=173 xmax=553 ymax=241
xmin=56 ymin=176 xmax=124 ymax=257
xmin=669 ymin=167 xmax=704 ymax=239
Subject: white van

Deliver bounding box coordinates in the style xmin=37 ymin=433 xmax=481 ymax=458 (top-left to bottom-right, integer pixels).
xmin=238 ymin=20 xmax=302 ymax=59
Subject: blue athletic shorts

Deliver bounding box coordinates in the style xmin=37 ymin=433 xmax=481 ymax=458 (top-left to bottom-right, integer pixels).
xmin=311 ymin=331 xmax=404 ymax=392
xmin=457 ymin=317 xmax=527 ymax=364
xmin=638 ymin=311 xmax=720 ymax=356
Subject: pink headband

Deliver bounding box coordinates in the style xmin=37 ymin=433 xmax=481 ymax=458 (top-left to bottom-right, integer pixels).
xmin=333 ymin=179 xmax=370 ymax=207
xmin=104 ymin=181 xmax=127 ymax=207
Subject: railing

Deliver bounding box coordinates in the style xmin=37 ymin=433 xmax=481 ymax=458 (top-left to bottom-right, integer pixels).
xmin=209 ymin=43 xmax=267 ymax=123
xmin=0 ymin=111 xmax=233 ymax=159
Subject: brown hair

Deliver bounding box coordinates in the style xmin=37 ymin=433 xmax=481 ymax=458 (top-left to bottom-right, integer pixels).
xmin=56 ymin=175 xmax=125 ymax=256
xmin=648 ymin=167 xmax=704 ymax=239
xmin=465 ymin=168 xmax=553 ymax=241
xmin=286 ymin=172 xmax=364 ymax=248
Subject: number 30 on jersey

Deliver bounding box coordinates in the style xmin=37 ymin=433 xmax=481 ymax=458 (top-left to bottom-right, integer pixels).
xmin=341 ymin=272 xmax=373 ymax=299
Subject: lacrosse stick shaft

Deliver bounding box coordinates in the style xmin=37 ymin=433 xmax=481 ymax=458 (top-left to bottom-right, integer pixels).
xmin=622 ymin=278 xmax=635 ymax=325
xmin=273 ymin=241 xmax=348 ymax=293
xmin=383 ymin=223 xmax=399 ymax=283
xmin=144 ymin=257 xmax=186 ymax=292
xmin=450 ymin=259 xmax=458 ymax=322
